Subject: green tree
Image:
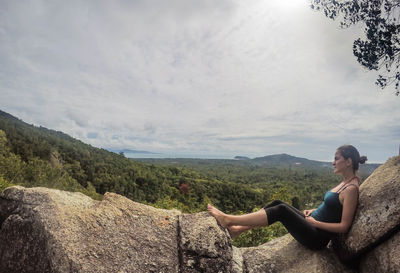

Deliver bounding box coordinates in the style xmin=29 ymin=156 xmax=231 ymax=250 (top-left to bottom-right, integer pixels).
xmin=0 ymin=175 xmax=12 ymax=192
xmin=0 ymin=129 xmax=8 ymax=154
xmin=311 ymin=0 xmax=400 ymax=95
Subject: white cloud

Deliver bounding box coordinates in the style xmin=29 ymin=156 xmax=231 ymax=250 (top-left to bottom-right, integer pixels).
xmin=0 ymin=0 xmax=398 ymax=162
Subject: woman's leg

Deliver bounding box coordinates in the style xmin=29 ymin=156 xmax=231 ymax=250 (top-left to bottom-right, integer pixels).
xmin=208 ymin=201 xmax=330 ymax=249
xmin=207 ymin=204 xmax=268 ymax=228
xmin=264 ymin=200 xmax=305 ymax=218
xmin=207 ymin=200 xmax=301 ymax=229
xmin=264 ymin=202 xmax=331 ymax=249
xmin=227 ymin=225 xmax=252 ymax=238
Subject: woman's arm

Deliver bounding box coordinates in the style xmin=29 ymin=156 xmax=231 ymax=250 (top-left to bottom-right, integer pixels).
xmin=306 ymin=186 xmax=359 ymax=233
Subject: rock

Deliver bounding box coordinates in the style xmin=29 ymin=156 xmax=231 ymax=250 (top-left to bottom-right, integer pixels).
xmin=241 ymin=234 xmax=356 ymax=273
xmin=231 ymin=246 xmax=244 ymax=273
xmin=179 ymin=212 xmax=233 ymax=273
xmin=331 ymin=156 xmax=400 ymax=260
xmin=0 ymin=186 xmax=181 ymax=273
xmin=359 ymin=231 xmax=400 ymax=273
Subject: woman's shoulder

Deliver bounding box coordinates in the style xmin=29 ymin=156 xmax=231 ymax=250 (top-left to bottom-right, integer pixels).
xmin=344 ymin=183 xmax=359 ymax=191
xmin=339 ymin=183 xmax=359 ymax=205
xmin=340 ymin=183 xmax=359 ymax=197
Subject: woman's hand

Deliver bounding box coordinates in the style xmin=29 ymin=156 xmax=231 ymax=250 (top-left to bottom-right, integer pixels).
xmin=305 ymin=216 xmax=318 ymax=227
xmin=303 ymin=209 xmax=315 ymax=217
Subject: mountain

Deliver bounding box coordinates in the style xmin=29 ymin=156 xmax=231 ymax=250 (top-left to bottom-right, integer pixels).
xmin=251 ymin=153 xmax=331 ymax=168
xmin=136 ymin=154 xmax=332 ymax=170
xmin=234 ymin=156 xmax=251 ymax=160
xmin=251 ymin=154 xmax=380 ymax=176
xmin=137 ymin=153 xmax=379 ymax=177
xmin=107 ymin=148 xmax=158 ymax=155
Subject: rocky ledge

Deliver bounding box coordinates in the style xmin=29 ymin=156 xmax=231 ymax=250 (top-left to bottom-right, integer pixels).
xmin=0 ymin=156 xmax=399 ymax=273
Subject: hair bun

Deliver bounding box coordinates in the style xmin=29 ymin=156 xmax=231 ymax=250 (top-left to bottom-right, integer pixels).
xmin=359 ymin=156 xmax=368 ymax=164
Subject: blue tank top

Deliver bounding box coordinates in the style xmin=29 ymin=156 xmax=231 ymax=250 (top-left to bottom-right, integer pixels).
xmin=311 ymin=191 xmax=342 ymax=223
xmin=311 ymin=181 xmax=359 ymax=223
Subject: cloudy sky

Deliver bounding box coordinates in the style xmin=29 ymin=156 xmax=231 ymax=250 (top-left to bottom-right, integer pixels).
xmin=0 ymin=0 xmax=399 ymax=162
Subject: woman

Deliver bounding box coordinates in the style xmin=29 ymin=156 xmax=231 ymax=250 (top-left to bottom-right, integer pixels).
xmin=208 ymin=145 xmax=367 ymax=250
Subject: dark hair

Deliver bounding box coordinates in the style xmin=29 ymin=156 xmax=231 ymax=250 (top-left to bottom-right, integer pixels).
xmin=337 ymin=145 xmax=367 ymax=172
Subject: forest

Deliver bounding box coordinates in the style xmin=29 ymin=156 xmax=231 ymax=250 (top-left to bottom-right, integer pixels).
xmin=0 ymin=110 xmax=379 ymax=247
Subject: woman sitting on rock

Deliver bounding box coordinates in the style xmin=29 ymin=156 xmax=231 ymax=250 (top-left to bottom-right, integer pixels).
xmin=208 ymin=145 xmax=367 ymax=250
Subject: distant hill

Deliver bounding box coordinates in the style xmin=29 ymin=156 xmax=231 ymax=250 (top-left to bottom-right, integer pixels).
xmin=107 ymin=148 xmax=158 ymax=155
xmin=234 ymin=156 xmax=251 ymax=160
xmin=136 ymin=154 xmax=329 ymax=169
xmin=251 ymin=153 xmax=331 ymax=168
xmin=251 ymin=154 xmax=379 ymax=176
xmin=136 ymin=153 xmax=379 ymax=177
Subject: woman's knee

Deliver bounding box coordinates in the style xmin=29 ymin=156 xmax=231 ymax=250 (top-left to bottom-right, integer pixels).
xmin=264 ymin=203 xmax=288 ymax=224
xmin=275 ymin=203 xmax=291 ymax=214
xmin=264 ymin=200 xmax=285 ymax=208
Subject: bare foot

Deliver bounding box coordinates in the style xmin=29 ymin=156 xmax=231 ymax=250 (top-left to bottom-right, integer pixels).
xmin=227 ymin=226 xmax=242 ymax=239
xmin=207 ymin=204 xmax=229 ymax=228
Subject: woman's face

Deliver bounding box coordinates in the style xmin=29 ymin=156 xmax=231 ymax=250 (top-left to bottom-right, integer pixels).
xmin=333 ymin=151 xmax=351 ymax=175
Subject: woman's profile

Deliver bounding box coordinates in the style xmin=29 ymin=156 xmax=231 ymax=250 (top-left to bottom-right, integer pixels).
xmin=208 ymin=145 xmax=367 ymax=250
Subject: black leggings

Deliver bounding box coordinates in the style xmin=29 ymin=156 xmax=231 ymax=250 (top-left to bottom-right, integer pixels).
xmin=264 ymin=200 xmax=333 ymax=250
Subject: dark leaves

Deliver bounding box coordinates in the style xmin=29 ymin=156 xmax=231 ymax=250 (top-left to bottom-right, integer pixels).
xmin=311 ymin=0 xmax=400 ymax=95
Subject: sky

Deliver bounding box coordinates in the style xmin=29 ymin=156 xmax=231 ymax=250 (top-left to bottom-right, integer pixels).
xmin=0 ymin=0 xmax=399 ymax=163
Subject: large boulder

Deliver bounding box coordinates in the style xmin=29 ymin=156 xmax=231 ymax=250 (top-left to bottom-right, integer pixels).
xmin=0 ymin=186 xmax=240 ymax=273
xmin=179 ymin=212 xmax=233 ymax=273
xmin=359 ymin=230 xmax=400 ymax=273
xmin=0 ymin=186 xmax=181 ymax=273
xmin=331 ymin=156 xmax=400 ymax=260
xmin=241 ymin=234 xmax=356 ymax=273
